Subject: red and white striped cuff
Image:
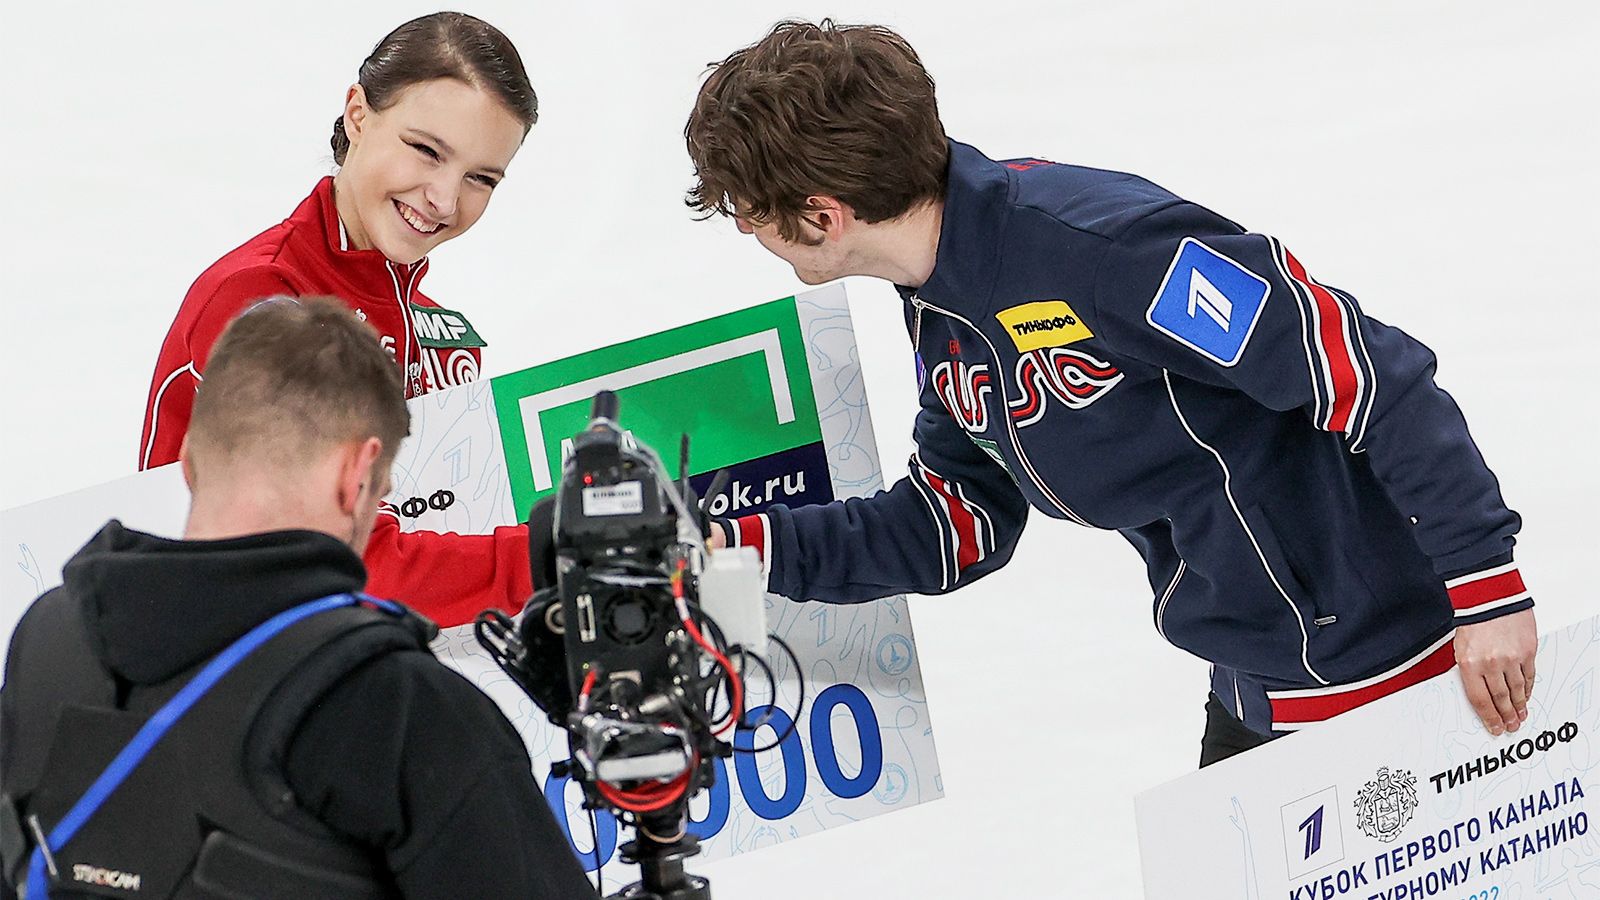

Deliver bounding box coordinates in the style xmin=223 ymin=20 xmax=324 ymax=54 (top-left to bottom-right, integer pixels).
xmin=1267 ymin=631 xmax=1457 ymax=732
xmin=1445 ymin=563 xmax=1530 ymax=618
xmin=723 ymin=513 xmax=773 ymax=589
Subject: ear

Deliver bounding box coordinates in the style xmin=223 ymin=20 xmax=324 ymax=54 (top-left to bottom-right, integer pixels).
xmin=178 ymin=433 xmax=197 ymax=492
xmin=803 ymin=196 xmax=851 ymax=241
xmin=336 ymin=436 xmax=387 ymax=517
xmin=343 ymin=84 xmax=371 ymax=141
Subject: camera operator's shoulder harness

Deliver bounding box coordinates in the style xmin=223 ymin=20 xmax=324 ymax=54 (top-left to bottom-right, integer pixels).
xmin=0 ymin=591 xmax=437 ymax=899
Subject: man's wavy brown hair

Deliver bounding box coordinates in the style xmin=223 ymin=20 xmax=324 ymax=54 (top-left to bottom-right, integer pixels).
xmin=685 ymin=20 xmax=949 ymax=243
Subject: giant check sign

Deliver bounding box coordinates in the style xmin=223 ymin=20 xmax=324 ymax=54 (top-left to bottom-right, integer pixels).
xmin=0 ymin=285 xmax=942 ymax=891
xmin=1136 ymin=617 xmax=1600 ymax=899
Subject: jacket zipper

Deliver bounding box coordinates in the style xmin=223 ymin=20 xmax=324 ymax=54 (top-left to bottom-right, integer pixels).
xmin=909 ymin=293 xmax=1092 ymax=526
xmin=386 ymin=259 xmax=428 ymax=397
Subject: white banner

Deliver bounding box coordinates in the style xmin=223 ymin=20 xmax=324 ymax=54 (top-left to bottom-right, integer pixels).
xmin=1136 ymin=617 xmax=1600 ymax=899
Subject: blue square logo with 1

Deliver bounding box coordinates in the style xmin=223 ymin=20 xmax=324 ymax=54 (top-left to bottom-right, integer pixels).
xmin=1145 ymin=237 xmax=1270 ymax=367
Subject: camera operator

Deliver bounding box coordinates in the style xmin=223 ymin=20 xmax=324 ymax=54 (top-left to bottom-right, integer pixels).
xmin=0 ymin=297 xmax=593 ymax=899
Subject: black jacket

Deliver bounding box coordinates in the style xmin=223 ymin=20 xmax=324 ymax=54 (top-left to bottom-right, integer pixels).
xmin=0 ymin=521 xmax=593 ymax=899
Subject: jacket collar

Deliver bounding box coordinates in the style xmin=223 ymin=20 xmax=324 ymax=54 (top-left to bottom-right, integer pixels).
xmin=899 ymin=139 xmax=1011 ymax=316
xmin=286 ymin=176 xmax=431 ymax=302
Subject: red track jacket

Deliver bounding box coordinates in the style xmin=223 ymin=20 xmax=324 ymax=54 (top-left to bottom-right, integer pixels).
xmin=140 ymin=177 xmax=530 ymax=626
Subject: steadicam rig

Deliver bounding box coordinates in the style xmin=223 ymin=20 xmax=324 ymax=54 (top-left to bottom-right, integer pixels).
xmin=475 ymin=390 xmax=802 ymax=900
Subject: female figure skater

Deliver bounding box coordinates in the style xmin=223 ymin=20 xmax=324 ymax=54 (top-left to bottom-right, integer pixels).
xmin=142 ymin=12 xmax=538 ymax=625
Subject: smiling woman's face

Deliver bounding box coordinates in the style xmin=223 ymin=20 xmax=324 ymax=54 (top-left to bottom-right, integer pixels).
xmin=334 ymin=78 xmax=526 ymax=264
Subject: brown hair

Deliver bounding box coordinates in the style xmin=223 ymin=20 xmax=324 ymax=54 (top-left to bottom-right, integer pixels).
xmin=332 ymin=12 xmax=539 ymax=164
xmin=190 ymin=297 xmax=410 ymax=471
xmin=685 ymin=20 xmax=948 ymax=243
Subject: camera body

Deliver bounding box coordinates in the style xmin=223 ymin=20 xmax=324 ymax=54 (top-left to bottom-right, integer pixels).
xmin=478 ymin=391 xmax=791 ymax=899
xmin=555 ymin=405 xmax=680 ymax=705
xmin=552 ymin=396 xmax=709 ymax=788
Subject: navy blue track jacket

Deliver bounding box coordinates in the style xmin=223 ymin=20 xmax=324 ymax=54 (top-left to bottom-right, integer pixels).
xmin=718 ymin=140 xmax=1532 ymax=736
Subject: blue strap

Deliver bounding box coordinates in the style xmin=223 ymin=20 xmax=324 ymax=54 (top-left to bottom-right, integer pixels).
xmin=25 ymin=592 xmax=401 ymax=898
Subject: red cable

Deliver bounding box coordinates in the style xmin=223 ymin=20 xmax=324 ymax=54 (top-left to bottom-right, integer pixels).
xmin=583 ymin=559 xmax=742 ymax=816
xmin=673 ymin=560 xmax=744 ymax=736
xmin=596 ymin=752 xmax=699 ymax=812
xmin=579 ymin=668 xmax=598 ymax=710
xmin=580 ymin=645 xmax=697 ymax=813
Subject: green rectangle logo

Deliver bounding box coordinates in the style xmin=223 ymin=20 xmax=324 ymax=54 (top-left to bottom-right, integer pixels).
xmin=492 ymin=297 xmax=822 ymax=515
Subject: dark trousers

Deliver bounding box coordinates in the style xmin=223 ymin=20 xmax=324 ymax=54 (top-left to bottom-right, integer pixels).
xmin=1199 ymin=691 xmax=1272 ymax=768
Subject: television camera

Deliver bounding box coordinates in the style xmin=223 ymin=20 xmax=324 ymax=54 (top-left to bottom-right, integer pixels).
xmin=476 ymin=391 xmax=800 ymax=899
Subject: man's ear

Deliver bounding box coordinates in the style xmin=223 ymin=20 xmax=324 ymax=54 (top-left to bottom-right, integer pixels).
xmin=804 ymin=196 xmax=851 ymax=240
xmin=178 ymin=433 xmax=197 ymax=492
xmin=337 ymin=437 xmax=387 ymax=517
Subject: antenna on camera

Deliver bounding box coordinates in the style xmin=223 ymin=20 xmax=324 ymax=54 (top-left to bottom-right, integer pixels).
xmin=591 ymin=389 xmax=620 ymax=423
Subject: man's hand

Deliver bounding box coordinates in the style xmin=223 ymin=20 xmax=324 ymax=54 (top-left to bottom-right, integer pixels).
xmin=708 ymin=522 xmax=726 ymax=550
xmin=1454 ymin=608 xmax=1538 ymax=736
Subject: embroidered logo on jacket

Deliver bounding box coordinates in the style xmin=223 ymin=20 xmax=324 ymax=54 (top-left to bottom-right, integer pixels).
xmin=409 ymin=304 xmax=487 ymax=349
xmin=1008 ymin=348 xmax=1124 ymax=426
xmin=932 ymin=360 xmax=992 ymax=433
xmin=1145 ymin=237 xmax=1270 ymax=367
xmin=996 ymin=300 xmax=1094 ymax=352
xmin=968 ymin=436 xmax=1018 ymax=483
xmin=419 ymin=348 xmax=481 ymax=392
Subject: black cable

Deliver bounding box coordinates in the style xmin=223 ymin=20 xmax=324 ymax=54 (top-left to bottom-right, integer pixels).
xmin=736 ymin=633 xmax=805 ymax=753
xmin=682 ymin=605 xmax=804 ymax=753
xmin=700 ymin=645 xmax=751 ymax=731
xmin=681 ymin=679 xmax=718 ymax=732
xmin=737 ymin=649 xmax=779 ymax=733
xmin=472 ymin=609 xmax=517 ymax=663
xmin=587 ymin=805 xmax=605 ymax=898
xmin=677 ymin=631 xmax=733 ymax=733
xmin=696 ymin=658 xmax=728 ymax=727
xmin=701 ymin=656 xmax=741 ymax=732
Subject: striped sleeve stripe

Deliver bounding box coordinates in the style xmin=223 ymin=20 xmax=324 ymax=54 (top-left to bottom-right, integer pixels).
xmin=1267 ymin=631 xmax=1456 ymax=731
xmin=1445 ymin=564 xmax=1530 ymax=616
xmin=907 ymin=457 xmax=953 ymax=591
xmin=728 ymin=513 xmax=773 ymax=588
xmin=1280 ymin=247 xmax=1370 ymax=436
xmin=1269 ymin=239 xmax=1329 ymax=427
xmin=951 ymin=478 xmax=997 ymax=555
xmin=924 ymin=470 xmax=978 ymax=571
xmin=913 ymin=454 xmax=991 ymax=577
xmin=1329 ymin=286 xmax=1379 ymax=450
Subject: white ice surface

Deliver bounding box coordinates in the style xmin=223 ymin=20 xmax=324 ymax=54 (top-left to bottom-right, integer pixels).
xmin=3 ymin=2 xmax=1595 ymax=896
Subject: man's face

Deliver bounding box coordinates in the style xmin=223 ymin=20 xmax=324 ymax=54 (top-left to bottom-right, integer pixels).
xmin=735 ymin=212 xmax=850 ymax=285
